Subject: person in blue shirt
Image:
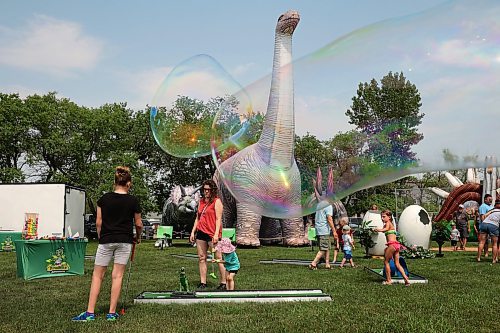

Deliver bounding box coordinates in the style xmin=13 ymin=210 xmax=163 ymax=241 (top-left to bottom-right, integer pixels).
xmin=477 ymin=200 xmax=500 ymax=263
xmin=479 ymin=194 xmax=494 ymax=217
xmin=215 ymin=238 xmax=240 ymax=290
xmin=308 ymin=204 xmax=334 ymax=270
xmin=478 ymin=194 xmax=494 ymax=258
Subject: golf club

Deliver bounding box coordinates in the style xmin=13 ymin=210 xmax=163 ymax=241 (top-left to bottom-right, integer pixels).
xmin=209 ymin=248 xmax=217 ymax=279
xmin=120 ymin=242 xmax=136 ymax=315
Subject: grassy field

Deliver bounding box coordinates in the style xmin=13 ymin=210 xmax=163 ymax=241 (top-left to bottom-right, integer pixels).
xmin=0 ymin=239 xmax=498 ymax=333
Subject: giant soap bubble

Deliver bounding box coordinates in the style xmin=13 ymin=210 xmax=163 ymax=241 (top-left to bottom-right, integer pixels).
xmin=211 ymin=0 xmax=500 ymax=218
xmin=150 ymin=54 xmax=251 ymax=158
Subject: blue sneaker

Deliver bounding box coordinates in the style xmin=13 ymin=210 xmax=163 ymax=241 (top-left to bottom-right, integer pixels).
xmin=72 ymin=311 xmax=95 ymax=322
xmin=106 ymin=312 xmax=119 ymax=321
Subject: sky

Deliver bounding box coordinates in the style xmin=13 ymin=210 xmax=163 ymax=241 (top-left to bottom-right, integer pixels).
xmin=1 ymin=0 xmax=499 ymax=171
xmin=0 ymin=0 xmax=449 ymax=110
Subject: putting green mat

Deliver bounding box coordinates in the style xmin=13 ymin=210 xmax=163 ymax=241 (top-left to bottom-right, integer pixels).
xmin=260 ymin=259 xmax=342 ymax=266
xmin=135 ymin=289 xmax=332 ymax=304
xmin=364 ymin=267 xmax=428 ymax=284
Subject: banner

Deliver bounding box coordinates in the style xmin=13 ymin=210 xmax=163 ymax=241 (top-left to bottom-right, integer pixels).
xmin=0 ymin=232 xmax=23 ymax=252
xmin=15 ymin=239 xmax=87 ymax=280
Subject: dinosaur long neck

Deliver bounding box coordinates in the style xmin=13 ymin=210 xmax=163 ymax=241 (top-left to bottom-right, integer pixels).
xmin=258 ymin=31 xmax=294 ymax=169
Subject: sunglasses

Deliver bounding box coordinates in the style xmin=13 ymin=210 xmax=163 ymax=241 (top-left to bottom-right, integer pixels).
xmin=203 ymin=188 xmax=211 ymax=191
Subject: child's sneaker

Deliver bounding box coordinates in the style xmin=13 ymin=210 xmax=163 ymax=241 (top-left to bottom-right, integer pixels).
xmin=216 ymin=283 xmax=227 ymax=290
xmin=106 ymin=312 xmax=119 ymax=321
xmin=72 ymin=311 xmax=95 ymax=322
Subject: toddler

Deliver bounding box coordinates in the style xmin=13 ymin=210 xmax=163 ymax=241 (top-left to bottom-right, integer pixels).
xmin=450 ymin=223 xmax=460 ymax=251
xmin=340 ymin=225 xmax=355 ymax=268
xmin=215 ymin=238 xmax=240 ymax=290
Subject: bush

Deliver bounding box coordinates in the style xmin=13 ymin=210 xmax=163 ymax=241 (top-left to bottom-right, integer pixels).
xmin=358 ymin=220 xmax=376 ymax=257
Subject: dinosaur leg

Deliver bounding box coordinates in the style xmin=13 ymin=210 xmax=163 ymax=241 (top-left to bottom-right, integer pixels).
xmin=260 ymin=217 xmax=283 ymax=245
xmin=281 ymin=217 xmax=309 ymax=246
xmin=214 ymin=172 xmax=236 ymax=228
xmin=222 ymin=197 xmax=236 ymax=228
xmin=236 ymin=203 xmax=262 ymax=247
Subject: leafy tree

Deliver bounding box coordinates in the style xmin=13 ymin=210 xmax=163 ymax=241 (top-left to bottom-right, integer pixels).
xmin=152 ymin=95 xmax=240 ymax=158
xmin=139 ymin=106 xmax=216 ymax=211
xmin=24 ymin=93 xmax=89 ymax=182
xmin=0 ymin=93 xmax=31 ymax=182
xmin=20 ymin=93 xmax=154 ymax=214
xmin=346 ymin=71 xmax=424 ymax=168
xmin=325 ymin=130 xmax=365 ymax=179
xmin=312 ymin=130 xmax=365 ymax=210
xmin=345 ymin=183 xmax=398 ymax=216
xmin=295 ymin=133 xmax=329 ymax=171
xmin=146 ymin=95 xmax=266 ymax=212
xmin=0 ymin=86 xmax=435 ymax=221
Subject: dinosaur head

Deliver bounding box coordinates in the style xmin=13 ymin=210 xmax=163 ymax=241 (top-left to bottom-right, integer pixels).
xmin=276 ymin=10 xmax=300 ymax=35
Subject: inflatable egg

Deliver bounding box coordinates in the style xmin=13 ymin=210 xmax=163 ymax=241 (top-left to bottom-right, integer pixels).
xmin=398 ymin=205 xmax=432 ymax=249
xmin=363 ymin=210 xmax=386 ymax=256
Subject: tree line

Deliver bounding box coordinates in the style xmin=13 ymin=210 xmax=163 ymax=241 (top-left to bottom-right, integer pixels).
xmin=1 ymin=71 xmax=449 ymax=216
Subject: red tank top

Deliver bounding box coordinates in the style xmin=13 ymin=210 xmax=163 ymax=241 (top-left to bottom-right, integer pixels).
xmin=197 ymin=197 xmax=222 ymax=238
xmin=335 ymin=228 xmax=343 ymax=244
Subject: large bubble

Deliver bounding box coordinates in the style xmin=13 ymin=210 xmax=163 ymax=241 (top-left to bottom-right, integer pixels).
xmin=150 ymin=54 xmax=251 ymax=158
xmin=212 ymin=0 xmax=500 ymax=218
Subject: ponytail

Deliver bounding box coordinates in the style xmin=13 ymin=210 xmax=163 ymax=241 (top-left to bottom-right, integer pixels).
xmin=114 ymin=166 xmax=132 ymax=186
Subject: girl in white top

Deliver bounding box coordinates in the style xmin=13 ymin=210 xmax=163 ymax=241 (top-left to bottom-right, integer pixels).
xmin=477 ymin=200 xmax=500 ymax=263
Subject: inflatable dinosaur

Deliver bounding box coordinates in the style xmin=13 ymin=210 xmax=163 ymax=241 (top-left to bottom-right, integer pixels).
xmin=162 ymin=185 xmax=201 ymax=234
xmin=214 ymin=11 xmax=348 ymax=246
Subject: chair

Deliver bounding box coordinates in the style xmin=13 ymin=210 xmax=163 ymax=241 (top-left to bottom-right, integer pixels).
xmin=307 ymin=227 xmax=317 ymax=251
xmin=156 ymin=226 xmax=173 ymax=249
xmin=222 ymin=228 xmax=236 ymax=242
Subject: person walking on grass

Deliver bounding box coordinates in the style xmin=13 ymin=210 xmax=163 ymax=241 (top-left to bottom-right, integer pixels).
xmin=477 ymin=200 xmax=500 ymax=263
xmin=374 ymin=210 xmax=410 ymax=286
xmin=72 ymin=166 xmax=143 ymax=322
xmin=214 ymin=238 xmax=240 ymax=290
xmin=332 ymin=219 xmax=349 ymax=263
xmin=339 ymin=225 xmax=355 ymax=268
xmin=478 ymin=194 xmax=494 ymax=257
xmin=450 ymin=223 xmax=460 ymax=251
xmin=309 ymin=204 xmax=335 ymax=270
xmin=189 ymin=179 xmax=226 ymax=290
xmin=454 ymin=204 xmax=470 ymax=250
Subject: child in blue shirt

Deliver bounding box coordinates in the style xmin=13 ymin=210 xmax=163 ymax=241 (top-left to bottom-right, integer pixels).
xmin=340 ymin=225 xmax=355 ymax=268
xmin=215 ymin=238 xmax=240 ymax=290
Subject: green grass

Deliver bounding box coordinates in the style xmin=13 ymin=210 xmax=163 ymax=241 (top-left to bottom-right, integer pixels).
xmin=0 ymin=240 xmax=498 ymax=333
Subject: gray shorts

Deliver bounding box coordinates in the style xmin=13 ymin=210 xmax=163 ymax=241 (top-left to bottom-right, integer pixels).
xmin=316 ymin=235 xmax=330 ymax=251
xmin=95 ymin=243 xmax=132 ymax=266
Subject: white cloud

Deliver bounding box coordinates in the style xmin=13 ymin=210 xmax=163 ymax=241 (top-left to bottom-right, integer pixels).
xmin=0 ymin=84 xmax=45 ymax=98
xmin=114 ymin=66 xmax=173 ymax=110
xmin=429 ymin=39 xmax=493 ymax=68
xmin=110 ymin=64 xmax=260 ymax=111
xmin=231 ymin=62 xmax=258 ymax=77
xmin=0 ymin=15 xmax=104 ymax=76
xmin=295 ymin=95 xmax=352 ymax=139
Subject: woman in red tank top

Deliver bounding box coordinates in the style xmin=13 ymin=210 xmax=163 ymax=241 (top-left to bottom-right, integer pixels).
xmin=189 ymin=179 xmax=226 ymax=290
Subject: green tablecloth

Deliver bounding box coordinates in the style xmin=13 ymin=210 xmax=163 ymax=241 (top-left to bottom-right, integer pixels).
xmin=14 ymin=239 xmax=87 ymax=280
xmin=0 ymin=231 xmax=22 ymax=252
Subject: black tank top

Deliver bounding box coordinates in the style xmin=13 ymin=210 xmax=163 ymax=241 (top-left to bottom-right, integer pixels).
xmin=97 ymin=192 xmax=141 ymax=244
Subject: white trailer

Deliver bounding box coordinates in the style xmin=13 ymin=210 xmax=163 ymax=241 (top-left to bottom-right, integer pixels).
xmin=0 ymin=184 xmax=85 ymax=238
